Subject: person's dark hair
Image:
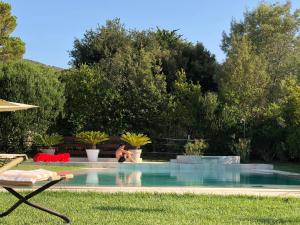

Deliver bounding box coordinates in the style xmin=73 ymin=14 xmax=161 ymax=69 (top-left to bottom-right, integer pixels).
xmin=118 ymin=144 xmax=125 ymax=147
xmin=118 ymin=156 xmax=126 ymax=163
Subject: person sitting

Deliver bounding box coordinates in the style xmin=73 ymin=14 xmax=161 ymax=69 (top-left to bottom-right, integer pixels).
xmin=115 ymin=144 xmax=136 ymax=163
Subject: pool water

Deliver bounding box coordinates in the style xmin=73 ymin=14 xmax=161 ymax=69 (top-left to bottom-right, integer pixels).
xmin=61 ymin=164 xmax=300 ymax=188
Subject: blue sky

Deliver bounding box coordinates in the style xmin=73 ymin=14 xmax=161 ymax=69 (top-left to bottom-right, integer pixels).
xmin=4 ymin=0 xmax=300 ymax=68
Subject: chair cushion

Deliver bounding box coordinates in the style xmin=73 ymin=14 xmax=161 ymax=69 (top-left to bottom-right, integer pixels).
xmin=0 ymin=169 xmax=58 ymax=186
xmin=33 ymin=153 xmax=70 ymax=162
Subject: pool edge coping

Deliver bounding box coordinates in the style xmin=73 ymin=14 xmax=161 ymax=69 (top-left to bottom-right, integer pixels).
xmin=2 ymin=186 xmax=299 ymax=198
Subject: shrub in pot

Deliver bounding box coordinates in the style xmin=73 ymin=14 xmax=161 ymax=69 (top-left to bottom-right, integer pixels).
xmin=76 ymin=131 xmax=109 ymax=162
xmin=34 ymin=133 xmax=64 ymax=155
xmin=184 ymin=139 xmax=208 ymax=155
xmin=120 ymin=132 xmax=151 ymax=162
xmin=177 ymin=139 xmax=208 ymax=163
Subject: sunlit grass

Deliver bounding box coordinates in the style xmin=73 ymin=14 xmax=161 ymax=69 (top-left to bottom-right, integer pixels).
xmin=14 ymin=163 xmax=83 ymax=172
xmin=0 ymin=192 xmax=299 ymax=225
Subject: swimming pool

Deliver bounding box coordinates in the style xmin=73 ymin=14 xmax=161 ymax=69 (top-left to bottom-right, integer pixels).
xmin=60 ymin=163 xmax=300 ymax=188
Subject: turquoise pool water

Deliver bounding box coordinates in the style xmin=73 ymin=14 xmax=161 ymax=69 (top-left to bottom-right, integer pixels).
xmin=61 ymin=164 xmax=300 ymax=188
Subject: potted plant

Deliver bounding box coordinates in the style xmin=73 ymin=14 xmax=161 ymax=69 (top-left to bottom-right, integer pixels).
xmin=176 ymin=139 xmax=208 ymax=163
xmin=34 ymin=133 xmax=64 ymax=155
xmin=120 ymin=132 xmax=151 ymax=162
xmin=184 ymin=139 xmax=208 ymax=156
xmin=76 ymin=131 xmax=109 ymax=162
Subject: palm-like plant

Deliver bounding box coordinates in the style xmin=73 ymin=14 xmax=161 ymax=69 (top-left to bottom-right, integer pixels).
xmin=34 ymin=133 xmax=64 ymax=148
xmin=120 ymin=132 xmax=151 ymax=149
xmin=76 ymin=131 xmax=109 ymax=149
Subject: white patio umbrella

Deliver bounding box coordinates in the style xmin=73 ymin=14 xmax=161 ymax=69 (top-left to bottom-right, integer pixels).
xmin=0 ymin=99 xmax=38 ymax=112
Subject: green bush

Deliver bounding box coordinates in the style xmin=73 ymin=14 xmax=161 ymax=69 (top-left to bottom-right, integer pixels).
xmin=286 ymin=128 xmax=300 ymax=160
xmin=251 ymin=120 xmax=287 ymax=162
xmin=61 ymin=59 xmax=168 ymax=136
xmin=184 ymin=139 xmax=208 ymax=155
xmin=0 ymin=61 xmax=65 ymax=153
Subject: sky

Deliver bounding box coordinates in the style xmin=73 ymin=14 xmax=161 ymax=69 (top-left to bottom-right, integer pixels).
xmin=3 ymin=0 xmax=300 ymax=68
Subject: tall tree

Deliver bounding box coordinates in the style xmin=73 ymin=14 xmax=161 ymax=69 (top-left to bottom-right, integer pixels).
xmin=70 ymin=19 xmax=218 ymax=93
xmin=155 ymin=28 xmax=218 ymax=92
xmin=219 ymin=37 xmax=270 ymax=121
xmin=0 ymin=1 xmax=25 ymax=61
xmin=0 ymin=61 xmax=64 ymax=152
xmin=222 ymin=1 xmax=300 ymax=84
xmin=70 ymin=18 xmax=130 ymax=67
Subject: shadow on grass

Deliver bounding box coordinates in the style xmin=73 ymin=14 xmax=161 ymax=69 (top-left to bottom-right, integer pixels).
xmin=94 ymin=206 xmax=166 ymax=213
xmin=244 ymin=217 xmax=300 ymax=224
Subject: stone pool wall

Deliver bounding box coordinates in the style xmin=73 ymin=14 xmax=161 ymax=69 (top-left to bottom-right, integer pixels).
xmin=174 ymin=156 xmax=240 ymax=164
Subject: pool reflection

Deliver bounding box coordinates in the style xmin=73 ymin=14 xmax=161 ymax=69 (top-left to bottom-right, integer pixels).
xmin=64 ymin=165 xmax=300 ymax=187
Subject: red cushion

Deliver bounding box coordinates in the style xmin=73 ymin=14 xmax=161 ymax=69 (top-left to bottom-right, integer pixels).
xmin=33 ymin=153 xmax=70 ymax=162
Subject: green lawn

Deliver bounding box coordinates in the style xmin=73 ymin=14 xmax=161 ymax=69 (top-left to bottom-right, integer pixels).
xmin=14 ymin=164 xmax=83 ymax=172
xmin=274 ymin=163 xmax=300 ymax=174
xmin=0 ymin=192 xmax=299 ymax=225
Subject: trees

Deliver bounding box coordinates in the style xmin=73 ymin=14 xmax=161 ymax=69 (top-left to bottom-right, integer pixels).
xmin=0 ymin=2 xmax=25 ymax=61
xmin=70 ymin=19 xmax=218 ymax=93
xmin=222 ymin=1 xmax=300 ymax=90
xmin=70 ymin=19 xmax=130 ymax=68
xmin=0 ymin=61 xmax=65 ymax=152
xmin=219 ymin=37 xmax=270 ymax=122
xmin=164 ymin=69 xmax=203 ymax=137
xmin=154 ymin=28 xmax=218 ymax=92
xmin=61 ymin=49 xmax=168 ymax=136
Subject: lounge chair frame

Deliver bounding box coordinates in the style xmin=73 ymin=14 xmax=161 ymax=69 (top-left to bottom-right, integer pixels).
xmin=0 ymin=154 xmax=71 ymax=224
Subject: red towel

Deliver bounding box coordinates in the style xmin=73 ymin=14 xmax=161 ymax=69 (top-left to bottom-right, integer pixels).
xmin=33 ymin=153 xmax=70 ymax=162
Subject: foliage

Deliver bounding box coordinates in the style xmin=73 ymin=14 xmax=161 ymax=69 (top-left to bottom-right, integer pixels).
xmin=280 ymin=76 xmax=300 ymax=126
xmin=0 ymin=61 xmax=65 ymax=153
xmin=0 ymin=2 xmax=25 ymax=61
xmin=219 ymin=37 xmax=270 ymax=121
xmin=230 ymin=138 xmax=251 ymax=162
xmin=70 ymin=19 xmax=218 ymax=93
xmin=33 ymin=133 xmax=63 ymax=147
xmin=120 ymin=132 xmax=151 ymax=149
xmin=155 ymin=28 xmax=218 ymax=92
xmin=76 ymin=131 xmax=109 ymax=149
xmin=184 ymin=139 xmax=208 ymax=155
xmin=251 ymin=120 xmax=286 ymax=162
xmin=286 ymin=128 xmax=300 ymax=160
xmin=222 ymin=1 xmax=300 ymax=96
xmin=164 ymin=69 xmax=203 ymax=137
xmin=62 ymin=39 xmax=168 ymax=136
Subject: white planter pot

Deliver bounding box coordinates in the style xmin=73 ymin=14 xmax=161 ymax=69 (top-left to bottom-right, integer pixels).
xmin=86 ymin=149 xmax=100 ymax=162
xmin=40 ymin=148 xmax=55 ymax=155
xmin=128 ymin=149 xmax=142 ymax=162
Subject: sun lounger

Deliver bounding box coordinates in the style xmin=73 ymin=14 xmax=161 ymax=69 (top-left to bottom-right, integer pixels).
xmin=0 ymin=154 xmax=73 ymax=224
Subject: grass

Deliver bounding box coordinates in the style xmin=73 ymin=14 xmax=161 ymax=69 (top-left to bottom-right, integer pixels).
xmin=273 ymin=163 xmax=300 ymax=174
xmin=0 ymin=192 xmax=300 ymax=225
xmin=14 ymin=163 xmax=84 ymax=172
